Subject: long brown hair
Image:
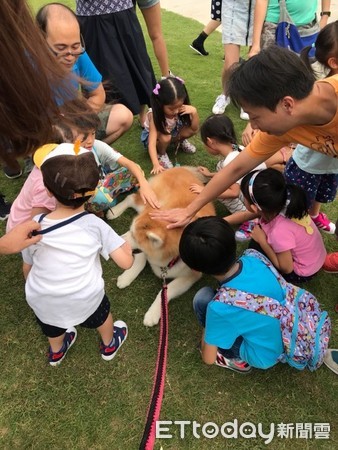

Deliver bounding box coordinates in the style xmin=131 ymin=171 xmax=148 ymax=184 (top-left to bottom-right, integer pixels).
xmin=0 ymin=0 xmax=81 ymax=155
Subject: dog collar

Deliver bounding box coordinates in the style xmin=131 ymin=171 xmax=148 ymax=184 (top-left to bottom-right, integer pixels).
xmin=160 ymin=256 xmax=180 ymax=279
xmin=168 ymin=256 xmax=180 ymax=268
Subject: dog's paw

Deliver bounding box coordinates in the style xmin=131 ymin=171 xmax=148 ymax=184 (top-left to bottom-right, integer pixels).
xmin=106 ymin=209 xmax=115 ymax=220
xmin=106 ymin=206 xmax=123 ymax=220
xmin=121 ymin=231 xmax=131 ymax=241
xmin=143 ymin=303 xmax=161 ymax=327
xmin=116 ymin=272 xmax=133 ymax=289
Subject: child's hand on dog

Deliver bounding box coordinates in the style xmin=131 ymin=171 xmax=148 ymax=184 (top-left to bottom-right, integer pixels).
xmin=190 ymin=183 xmax=203 ymax=194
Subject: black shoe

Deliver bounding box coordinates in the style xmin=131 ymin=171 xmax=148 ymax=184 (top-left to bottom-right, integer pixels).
xmin=3 ymin=165 xmax=22 ymax=179
xmin=0 ymin=194 xmax=12 ymax=221
xmin=190 ymin=40 xmax=209 ymax=56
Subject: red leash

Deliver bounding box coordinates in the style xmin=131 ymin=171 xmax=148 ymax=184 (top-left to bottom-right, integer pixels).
xmin=139 ymin=276 xmax=169 ymax=450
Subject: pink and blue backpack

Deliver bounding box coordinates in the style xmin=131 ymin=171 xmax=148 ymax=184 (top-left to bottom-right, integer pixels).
xmin=213 ymin=249 xmax=331 ymax=371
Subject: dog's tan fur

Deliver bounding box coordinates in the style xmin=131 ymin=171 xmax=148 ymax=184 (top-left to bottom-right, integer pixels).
xmin=107 ymin=167 xmax=215 ymax=326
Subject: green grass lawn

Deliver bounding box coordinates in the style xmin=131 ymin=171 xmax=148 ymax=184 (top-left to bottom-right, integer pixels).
xmin=0 ymin=1 xmax=337 ymax=449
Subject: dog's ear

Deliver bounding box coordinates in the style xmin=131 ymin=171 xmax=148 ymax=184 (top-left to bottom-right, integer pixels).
xmin=146 ymin=231 xmax=164 ymax=249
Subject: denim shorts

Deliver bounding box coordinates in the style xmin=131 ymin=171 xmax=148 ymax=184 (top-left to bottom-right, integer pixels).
xmin=222 ymin=0 xmax=255 ymax=46
xmin=136 ymin=0 xmax=159 ymax=9
xmin=141 ymin=128 xmax=149 ymax=148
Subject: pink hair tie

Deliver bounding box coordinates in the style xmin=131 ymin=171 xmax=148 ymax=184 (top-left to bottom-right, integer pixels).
xmin=153 ymin=83 xmax=161 ymax=95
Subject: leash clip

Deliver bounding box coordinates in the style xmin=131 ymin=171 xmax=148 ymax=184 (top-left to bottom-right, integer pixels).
xmin=160 ymin=266 xmax=168 ymax=285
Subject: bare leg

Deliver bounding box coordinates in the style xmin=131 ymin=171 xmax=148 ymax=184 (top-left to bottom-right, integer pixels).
xmin=97 ymin=312 xmax=114 ymax=346
xmin=48 ymin=333 xmax=65 ymax=352
xmin=204 ymin=19 xmax=221 ymax=36
xmin=178 ymin=126 xmax=198 ymax=140
xmin=309 ymin=200 xmax=321 ymax=217
xmin=157 ymin=133 xmax=171 ymax=155
xmin=103 ymin=104 xmax=133 ymax=144
xmin=139 ymin=104 xmax=147 ymax=128
xmin=141 ymin=3 xmax=170 ymax=77
xmin=222 ymin=43 xmax=241 ymax=92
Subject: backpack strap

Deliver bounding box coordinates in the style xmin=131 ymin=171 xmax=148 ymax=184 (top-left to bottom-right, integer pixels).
xmin=214 ymin=249 xmax=285 ymax=318
xmin=214 ymin=284 xmax=284 ymax=320
xmin=278 ymin=0 xmax=294 ymax=25
xmin=243 ymin=249 xmax=289 ymax=294
xmin=32 ymin=211 xmax=89 ymax=235
xmin=241 ymin=249 xmax=304 ymax=324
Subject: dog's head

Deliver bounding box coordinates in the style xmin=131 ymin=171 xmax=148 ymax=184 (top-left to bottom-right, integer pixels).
xmin=131 ymin=213 xmax=183 ymax=262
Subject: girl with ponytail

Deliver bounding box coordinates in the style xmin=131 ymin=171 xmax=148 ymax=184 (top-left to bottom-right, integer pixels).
xmin=240 ymin=168 xmax=326 ymax=284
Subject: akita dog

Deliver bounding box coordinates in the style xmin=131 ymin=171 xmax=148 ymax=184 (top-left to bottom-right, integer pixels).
xmin=107 ymin=166 xmax=215 ymax=326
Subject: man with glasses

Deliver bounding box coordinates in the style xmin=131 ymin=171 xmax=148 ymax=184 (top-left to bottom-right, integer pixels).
xmin=36 ymin=3 xmax=133 ymax=144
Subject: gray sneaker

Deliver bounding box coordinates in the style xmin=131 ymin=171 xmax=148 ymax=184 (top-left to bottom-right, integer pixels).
xmin=179 ymin=139 xmax=196 ymax=154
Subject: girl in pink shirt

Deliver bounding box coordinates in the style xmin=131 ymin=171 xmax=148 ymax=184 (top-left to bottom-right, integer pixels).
xmin=6 ymin=165 xmax=56 ymax=233
xmin=240 ymin=168 xmax=326 ymax=284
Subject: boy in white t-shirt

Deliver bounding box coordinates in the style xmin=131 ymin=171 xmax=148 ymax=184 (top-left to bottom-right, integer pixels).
xmin=22 ymin=143 xmax=134 ymax=366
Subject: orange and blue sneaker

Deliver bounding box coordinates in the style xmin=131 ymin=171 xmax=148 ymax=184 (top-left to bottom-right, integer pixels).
xmin=48 ymin=327 xmax=77 ymax=366
xmin=100 ymin=320 xmax=128 ymax=361
xmin=215 ymin=351 xmax=252 ymax=374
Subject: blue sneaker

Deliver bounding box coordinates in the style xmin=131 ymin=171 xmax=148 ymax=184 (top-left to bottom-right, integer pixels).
xmin=48 ymin=327 xmax=77 ymax=366
xmin=100 ymin=320 xmax=128 ymax=361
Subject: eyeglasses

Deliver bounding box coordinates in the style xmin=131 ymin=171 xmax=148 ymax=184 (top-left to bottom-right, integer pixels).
xmin=48 ymin=35 xmax=86 ymax=58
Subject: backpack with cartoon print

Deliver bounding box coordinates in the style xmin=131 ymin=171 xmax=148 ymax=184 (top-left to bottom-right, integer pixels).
xmin=213 ymin=249 xmax=331 ymax=371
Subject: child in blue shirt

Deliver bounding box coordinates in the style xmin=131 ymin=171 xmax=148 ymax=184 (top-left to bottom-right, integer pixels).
xmin=179 ymin=216 xmax=286 ymax=373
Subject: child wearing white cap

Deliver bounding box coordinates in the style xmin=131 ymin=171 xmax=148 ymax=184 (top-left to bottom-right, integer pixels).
xmin=22 ymin=143 xmax=133 ymax=366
